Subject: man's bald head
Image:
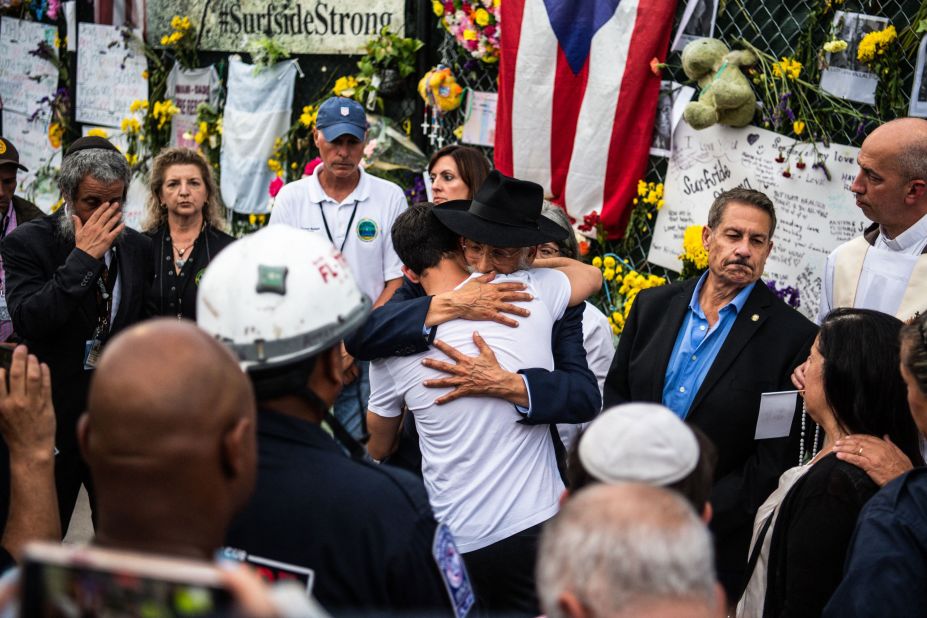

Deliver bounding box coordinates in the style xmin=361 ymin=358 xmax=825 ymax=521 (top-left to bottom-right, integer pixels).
xmin=537 ymin=483 xmax=721 ymax=618
xmin=866 ymin=118 xmax=927 ymax=182
xmin=852 ymin=118 xmax=927 ymax=237
xmin=80 ymin=320 xmax=257 ymax=558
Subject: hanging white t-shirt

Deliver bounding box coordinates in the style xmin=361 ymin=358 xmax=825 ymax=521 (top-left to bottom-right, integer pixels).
xmin=818 ymin=212 xmax=927 ymax=323
xmin=368 ymin=269 xmax=571 ymax=553
xmin=269 ymin=165 xmax=405 ymax=303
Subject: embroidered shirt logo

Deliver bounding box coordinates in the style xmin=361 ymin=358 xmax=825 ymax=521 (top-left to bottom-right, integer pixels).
xmin=340 ymin=106 xmax=350 ymax=116
xmin=356 ymin=218 xmax=378 ymax=242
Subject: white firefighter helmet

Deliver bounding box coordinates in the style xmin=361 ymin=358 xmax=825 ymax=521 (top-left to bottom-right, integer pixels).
xmin=196 ymin=225 xmax=371 ymax=371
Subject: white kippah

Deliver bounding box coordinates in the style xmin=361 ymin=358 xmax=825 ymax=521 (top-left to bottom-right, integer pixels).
xmin=578 ymin=403 xmax=700 ymax=486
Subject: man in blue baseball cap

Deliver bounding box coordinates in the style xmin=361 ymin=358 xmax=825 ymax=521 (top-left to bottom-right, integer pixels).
xmin=268 ymin=96 xmax=407 ymax=445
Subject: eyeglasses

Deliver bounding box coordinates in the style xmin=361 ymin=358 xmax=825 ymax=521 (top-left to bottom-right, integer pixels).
xmin=537 ymin=244 xmax=562 ymax=259
xmin=461 ymin=241 xmax=524 ymax=262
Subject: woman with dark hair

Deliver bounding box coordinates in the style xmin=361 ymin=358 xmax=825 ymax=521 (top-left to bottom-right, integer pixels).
xmin=428 ymin=144 xmax=491 ymax=204
xmin=142 ymin=147 xmax=235 ymax=320
xmin=737 ymin=308 xmax=924 ymax=618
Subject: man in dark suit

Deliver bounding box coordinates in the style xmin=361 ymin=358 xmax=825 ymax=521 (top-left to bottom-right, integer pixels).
xmin=603 ymin=187 xmax=816 ymax=601
xmin=1 ymin=136 xmax=153 ymax=534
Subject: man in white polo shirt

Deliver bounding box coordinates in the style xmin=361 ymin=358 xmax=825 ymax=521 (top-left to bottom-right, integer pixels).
xmin=270 ymin=96 xmax=405 ymax=442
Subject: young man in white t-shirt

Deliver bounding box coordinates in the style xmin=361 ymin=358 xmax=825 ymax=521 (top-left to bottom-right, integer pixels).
xmin=367 ymin=197 xmax=599 ymax=616
xmin=269 ymin=96 xmax=405 ymax=442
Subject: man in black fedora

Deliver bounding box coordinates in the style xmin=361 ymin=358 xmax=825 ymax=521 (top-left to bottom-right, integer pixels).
xmin=1 ymin=135 xmax=153 ymax=535
xmin=347 ymin=169 xmax=600 ymax=426
xmin=365 ymin=198 xmax=601 ymax=616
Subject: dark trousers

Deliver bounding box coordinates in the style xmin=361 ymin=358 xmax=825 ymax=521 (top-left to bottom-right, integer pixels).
xmin=461 ymin=521 xmax=546 ymax=617
xmin=54 ymin=436 xmax=94 ymax=536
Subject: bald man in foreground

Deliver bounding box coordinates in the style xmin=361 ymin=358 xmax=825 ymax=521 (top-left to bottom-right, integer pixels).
xmin=537 ymin=483 xmax=725 ymax=618
xmin=71 ymin=320 xmax=324 ymax=615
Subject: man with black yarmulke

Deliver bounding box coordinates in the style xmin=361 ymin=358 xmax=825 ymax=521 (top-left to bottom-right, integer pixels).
xmin=1 ymin=136 xmax=153 ymax=535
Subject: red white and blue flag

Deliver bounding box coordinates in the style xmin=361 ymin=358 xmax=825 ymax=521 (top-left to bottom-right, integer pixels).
xmin=494 ymin=0 xmax=677 ymax=236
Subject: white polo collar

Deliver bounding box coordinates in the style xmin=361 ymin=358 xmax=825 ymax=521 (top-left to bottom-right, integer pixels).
xmin=306 ymin=163 xmax=370 ymax=205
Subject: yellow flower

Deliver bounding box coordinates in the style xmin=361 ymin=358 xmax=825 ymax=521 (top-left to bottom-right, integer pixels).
xmin=47 ymin=122 xmax=63 ymax=149
xmin=592 ymin=256 xmax=603 ymax=268
xmin=474 ymin=8 xmax=490 ymax=26
xmin=680 ymin=225 xmax=709 ymax=269
xmin=130 ymin=99 xmax=149 ymax=113
xmin=657 ymin=199 xmax=665 ymax=210
xmin=160 ymin=35 xmax=170 ymax=46
xmin=332 ymin=76 xmax=358 ymax=96
xmin=603 ymin=256 xmax=616 ymax=269
xmin=603 ymin=268 xmax=616 ymax=281
xmin=216 ymin=117 xmax=223 ymax=135
xmin=87 ymin=128 xmax=109 ymax=138
xmin=267 ymin=158 xmax=282 ymax=173
xmin=141 ymin=70 xmax=149 ymax=79
xmin=793 ymin=120 xmax=805 ymax=136
xmin=120 ymin=117 xmax=141 ymax=134
xmin=299 ymin=105 xmax=317 ymax=128
xmin=249 ymin=214 xmax=257 ymax=225
xmin=125 ymin=152 xmax=139 ymax=166
xmin=771 ymin=57 xmax=802 ymax=80
xmin=171 ymin=15 xmax=183 ymax=30
xmin=857 ymin=25 xmax=896 ymax=64
xmin=637 ymin=180 xmax=648 ymax=196
xmin=463 ymin=29 xmax=478 ymax=41
xmin=822 ymin=39 xmax=848 ymax=54
xmin=432 ymin=0 xmax=444 ymax=16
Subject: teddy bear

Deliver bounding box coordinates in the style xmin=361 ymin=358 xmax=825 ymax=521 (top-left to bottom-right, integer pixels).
xmin=681 ymin=38 xmax=757 ymax=130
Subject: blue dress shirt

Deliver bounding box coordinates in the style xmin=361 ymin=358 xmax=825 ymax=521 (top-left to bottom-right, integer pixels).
xmin=662 ymin=273 xmax=756 ymax=419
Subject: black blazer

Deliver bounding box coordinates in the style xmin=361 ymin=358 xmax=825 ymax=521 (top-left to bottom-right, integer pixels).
xmin=1 ymin=212 xmax=153 ymax=431
xmin=603 ymin=278 xmax=817 ymax=587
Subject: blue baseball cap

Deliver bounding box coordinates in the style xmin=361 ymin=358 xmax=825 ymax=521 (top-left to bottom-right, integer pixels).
xmin=316 ymin=97 xmax=368 ymax=141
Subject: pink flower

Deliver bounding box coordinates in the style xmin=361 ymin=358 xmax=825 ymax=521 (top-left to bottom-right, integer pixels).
xmin=483 ymin=25 xmax=496 ymax=37
xmin=303 ymin=157 xmax=323 ymax=177
xmin=47 ymin=0 xmax=60 ymax=19
xmin=269 ymin=176 xmax=284 ymax=197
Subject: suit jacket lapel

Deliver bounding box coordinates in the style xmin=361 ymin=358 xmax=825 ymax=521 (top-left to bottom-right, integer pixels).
xmin=651 ymin=279 xmax=696 ymax=402
xmin=688 ymin=282 xmax=773 ymax=415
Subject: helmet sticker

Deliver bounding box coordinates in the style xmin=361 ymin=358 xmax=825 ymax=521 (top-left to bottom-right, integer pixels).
xmin=256 ymin=265 xmax=288 ymax=295
xmin=356 ymin=218 xmax=378 ymax=242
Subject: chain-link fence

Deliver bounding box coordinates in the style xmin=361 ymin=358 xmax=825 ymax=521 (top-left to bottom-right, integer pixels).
xmin=425 ymin=0 xmax=924 ymax=278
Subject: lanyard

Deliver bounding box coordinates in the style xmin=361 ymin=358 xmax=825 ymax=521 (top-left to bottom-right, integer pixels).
xmin=94 ymin=247 xmax=118 ymax=337
xmin=318 ymin=200 xmax=359 ymax=253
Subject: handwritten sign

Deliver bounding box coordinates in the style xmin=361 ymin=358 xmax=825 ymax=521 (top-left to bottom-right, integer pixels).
xmin=649 ymin=123 xmax=869 ymax=319
xmin=147 ymin=0 xmax=404 ymax=54
xmin=167 ymin=65 xmax=220 ymax=148
xmin=76 ymin=23 xmax=148 ymax=128
xmin=2 ymin=110 xmax=61 ymax=213
xmin=0 ymin=17 xmax=58 ymax=116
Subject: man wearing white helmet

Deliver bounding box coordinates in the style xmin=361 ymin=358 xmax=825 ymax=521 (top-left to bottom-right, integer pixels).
xmin=197 ymin=226 xmax=467 ymax=616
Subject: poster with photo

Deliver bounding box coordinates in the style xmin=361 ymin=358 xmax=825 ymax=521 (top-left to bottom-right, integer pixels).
xmin=650 ymin=82 xmax=695 ymax=157
xmin=909 ymin=35 xmax=927 ymax=117
xmin=820 ymin=12 xmax=888 ymax=105
xmin=671 ymin=0 xmax=718 ymax=52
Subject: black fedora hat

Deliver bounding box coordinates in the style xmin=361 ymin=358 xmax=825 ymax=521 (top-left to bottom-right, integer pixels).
xmin=432 ymin=170 xmax=568 ymax=248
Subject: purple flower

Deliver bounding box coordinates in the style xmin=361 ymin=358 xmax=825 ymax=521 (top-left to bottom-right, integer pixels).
xmin=766 ymin=280 xmax=801 ymax=309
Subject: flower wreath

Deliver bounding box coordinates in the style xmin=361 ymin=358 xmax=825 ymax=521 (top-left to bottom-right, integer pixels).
xmin=433 ymin=0 xmax=501 ymax=63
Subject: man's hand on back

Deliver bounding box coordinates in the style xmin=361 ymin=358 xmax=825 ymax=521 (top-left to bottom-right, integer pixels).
xmin=426 ymin=272 xmax=533 ymax=328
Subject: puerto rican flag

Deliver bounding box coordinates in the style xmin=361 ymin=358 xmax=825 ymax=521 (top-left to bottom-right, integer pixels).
xmin=494 ymin=0 xmax=677 ymax=237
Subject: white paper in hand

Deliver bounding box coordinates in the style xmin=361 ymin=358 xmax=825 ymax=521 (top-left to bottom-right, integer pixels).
xmin=755 ymin=390 xmax=799 ymax=440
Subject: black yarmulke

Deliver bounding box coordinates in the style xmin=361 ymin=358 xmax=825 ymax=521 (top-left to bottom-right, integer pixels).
xmin=64 ymin=136 xmax=120 ymax=157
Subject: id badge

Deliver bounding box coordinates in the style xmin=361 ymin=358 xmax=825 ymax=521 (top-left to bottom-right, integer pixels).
xmin=83 ymin=339 xmax=103 ymax=370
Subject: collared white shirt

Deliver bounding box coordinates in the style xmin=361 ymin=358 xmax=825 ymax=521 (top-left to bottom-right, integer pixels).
xmin=269 ymin=165 xmax=405 ymax=302
xmin=818 ymin=212 xmax=927 ymax=323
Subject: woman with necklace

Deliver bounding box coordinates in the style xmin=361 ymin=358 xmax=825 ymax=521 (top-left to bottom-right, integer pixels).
xmin=142 ymin=148 xmax=235 ymax=320
xmin=736 ymin=308 xmax=923 ymax=617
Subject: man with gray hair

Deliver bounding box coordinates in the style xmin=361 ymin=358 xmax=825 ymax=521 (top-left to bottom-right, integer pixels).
xmin=603 ymin=187 xmax=816 ymax=599
xmin=0 ymin=136 xmax=152 ymax=534
xmin=537 ymin=483 xmax=724 ymax=618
